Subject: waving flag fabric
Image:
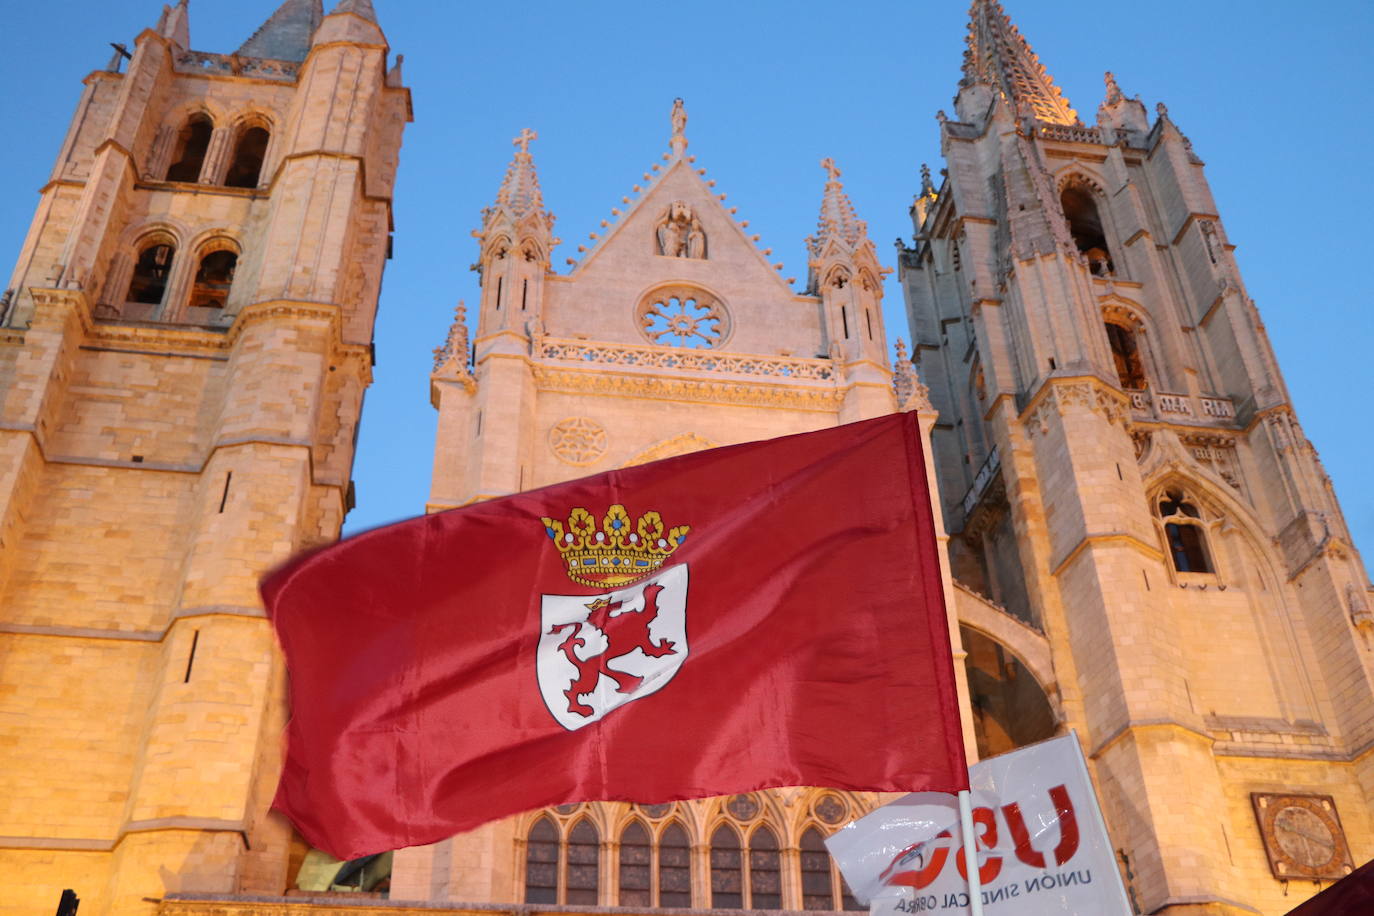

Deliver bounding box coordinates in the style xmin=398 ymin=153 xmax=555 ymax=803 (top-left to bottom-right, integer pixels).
xmin=263 ymin=412 xmax=968 ymax=860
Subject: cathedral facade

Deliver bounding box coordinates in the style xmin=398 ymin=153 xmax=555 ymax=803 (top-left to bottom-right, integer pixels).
xmin=0 ymin=2 xmax=1369 ymax=916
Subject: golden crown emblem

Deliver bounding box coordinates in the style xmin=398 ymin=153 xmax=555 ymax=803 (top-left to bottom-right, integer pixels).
xmin=541 ymin=505 xmax=691 ymax=588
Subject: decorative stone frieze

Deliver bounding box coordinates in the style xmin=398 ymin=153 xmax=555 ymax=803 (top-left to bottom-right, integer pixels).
xmin=1023 ymin=378 xmax=1128 ymax=437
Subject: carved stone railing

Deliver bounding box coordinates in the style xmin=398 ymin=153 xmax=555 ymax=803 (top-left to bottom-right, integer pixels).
xmin=175 ymin=51 xmax=300 ymax=82
xmin=1038 ymin=123 xmax=1104 ymax=145
xmin=960 ymin=444 xmax=1001 ymax=522
xmin=539 ymin=338 xmax=836 ymax=381
xmin=1126 ymin=389 xmax=1236 ymax=425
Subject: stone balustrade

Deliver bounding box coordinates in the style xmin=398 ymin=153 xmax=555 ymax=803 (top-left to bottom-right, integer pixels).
xmin=175 ymin=51 xmax=299 ymax=82
xmin=538 ymin=338 xmax=836 ymax=381
xmin=1038 ymin=123 xmax=1104 ymax=144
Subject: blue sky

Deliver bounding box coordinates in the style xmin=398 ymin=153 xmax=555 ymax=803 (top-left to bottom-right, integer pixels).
xmin=1 ymin=0 xmax=1369 ymax=562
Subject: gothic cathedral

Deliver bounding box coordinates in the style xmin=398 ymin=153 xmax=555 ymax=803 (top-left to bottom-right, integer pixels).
xmin=0 ymin=3 xmax=1368 ymax=916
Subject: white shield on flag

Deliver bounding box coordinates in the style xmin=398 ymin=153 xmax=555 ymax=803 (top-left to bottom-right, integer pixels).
xmin=537 ymin=563 xmax=689 ymax=731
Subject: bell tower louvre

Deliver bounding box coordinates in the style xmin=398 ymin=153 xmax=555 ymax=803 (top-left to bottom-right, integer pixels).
xmin=898 ymin=2 xmax=1374 ymax=914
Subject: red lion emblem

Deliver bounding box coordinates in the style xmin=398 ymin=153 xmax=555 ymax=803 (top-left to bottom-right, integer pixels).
xmin=546 ymin=583 xmax=678 ymax=717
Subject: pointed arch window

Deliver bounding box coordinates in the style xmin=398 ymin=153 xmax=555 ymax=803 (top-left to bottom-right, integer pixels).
xmin=225 ymin=125 xmax=270 ymax=189
xmin=166 ymin=114 xmax=213 ymax=183
xmin=658 ymin=821 xmax=692 ymax=907
xmin=1104 ymin=320 xmax=1147 ymax=390
xmin=1060 ymin=185 xmax=1114 ymax=276
xmin=710 ymin=824 xmax=744 ymax=908
xmin=126 ymin=239 xmax=176 ymax=307
xmin=524 ymin=817 xmax=559 ymax=904
xmin=565 ymin=819 xmax=600 ymax=904
xmin=618 ymin=820 xmax=651 ymax=907
xmin=800 ymin=828 xmax=834 ymax=910
xmin=800 ymin=827 xmax=865 ymax=910
xmin=1156 ymin=489 xmax=1213 ymax=574
xmin=748 ymin=825 xmax=782 ymax=909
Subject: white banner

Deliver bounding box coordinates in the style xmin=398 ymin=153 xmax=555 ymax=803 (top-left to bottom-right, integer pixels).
xmin=826 ymin=733 xmax=1133 ymax=915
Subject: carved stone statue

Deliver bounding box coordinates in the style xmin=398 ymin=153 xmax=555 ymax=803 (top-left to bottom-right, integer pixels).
xmin=687 ymin=219 xmax=706 ymax=259
xmin=656 ymin=200 xmax=706 ymax=259
xmin=657 ymin=218 xmax=683 ymax=258
xmin=670 ymin=98 xmax=688 ymax=156
xmin=671 ymin=98 xmax=687 ymax=139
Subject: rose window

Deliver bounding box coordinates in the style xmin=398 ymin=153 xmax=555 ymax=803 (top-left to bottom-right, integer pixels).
xmin=636 ymin=286 xmax=731 ymax=349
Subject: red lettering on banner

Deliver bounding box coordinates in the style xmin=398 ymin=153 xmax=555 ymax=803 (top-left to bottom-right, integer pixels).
xmin=880 ymin=830 xmax=953 ymax=890
xmin=1002 ymin=784 xmax=1080 ymax=868
xmin=954 ymin=806 xmax=1003 ymax=885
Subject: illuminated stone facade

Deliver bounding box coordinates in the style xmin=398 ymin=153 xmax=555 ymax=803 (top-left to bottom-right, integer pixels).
xmin=0 ymin=1 xmax=409 ymax=913
xmin=897 ymin=3 xmax=1374 ymax=914
xmin=2 ymin=1 xmax=1370 ymax=916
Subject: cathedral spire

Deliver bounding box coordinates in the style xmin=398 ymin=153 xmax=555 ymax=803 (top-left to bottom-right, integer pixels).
xmin=236 ymin=0 xmax=323 ymax=62
xmin=805 ymin=158 xmax=889 ymax=374
xmin=962 ymin=0 xmax=1077 ymax=125
xmin=807 ymin=158 xmax=868 ymax=260
xmin=488 ymin=128 xmax=547 ymax=224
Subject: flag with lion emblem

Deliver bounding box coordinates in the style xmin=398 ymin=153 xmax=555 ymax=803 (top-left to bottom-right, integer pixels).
xmin=263 ymin=412 xmax=968 ymax=860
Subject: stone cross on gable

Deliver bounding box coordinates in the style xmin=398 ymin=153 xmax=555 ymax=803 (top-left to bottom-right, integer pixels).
xmin=514 ymin=128 xmax=538 ymax=153
xmin=821 ymin=157 xmax=842 ymax=181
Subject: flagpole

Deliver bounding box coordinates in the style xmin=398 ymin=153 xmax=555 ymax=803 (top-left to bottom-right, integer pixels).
xmin=958 ymin=789 xmax=986 ymax=916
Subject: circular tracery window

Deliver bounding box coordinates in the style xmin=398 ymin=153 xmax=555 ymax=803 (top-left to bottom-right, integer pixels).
xmin=636 ymin=285 xmax=731 ymax=349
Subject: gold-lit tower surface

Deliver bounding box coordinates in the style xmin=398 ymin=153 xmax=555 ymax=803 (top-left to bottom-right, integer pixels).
xmin=0 ymin=1 xmax=409 ymax=913
xmin=899 ymin=2 xmax=1374 ymax=914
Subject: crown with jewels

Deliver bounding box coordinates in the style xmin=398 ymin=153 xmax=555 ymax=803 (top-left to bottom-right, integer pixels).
xmin=541 ymin=505 xmax=691 ymax=588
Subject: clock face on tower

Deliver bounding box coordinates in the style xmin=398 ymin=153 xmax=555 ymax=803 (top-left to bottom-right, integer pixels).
xmin=1251 ymin=793 xmax=1355 ymax=880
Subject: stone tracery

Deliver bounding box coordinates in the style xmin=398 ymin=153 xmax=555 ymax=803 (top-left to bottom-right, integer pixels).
xmin=636 ymin=286 xmax=729 ymax=349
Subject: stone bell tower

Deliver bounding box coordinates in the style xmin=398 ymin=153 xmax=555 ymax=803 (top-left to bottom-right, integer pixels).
xmin=0 ymin=1 xmax=409 ymax=912
xmin=899 ymin=2 xmax=1374 ymax=914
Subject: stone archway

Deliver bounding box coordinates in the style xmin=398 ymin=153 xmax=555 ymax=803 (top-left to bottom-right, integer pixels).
xmin=960 ymin=624 xmax=1058 ymax=759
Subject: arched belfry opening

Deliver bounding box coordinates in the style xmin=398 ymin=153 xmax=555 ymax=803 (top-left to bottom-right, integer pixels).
xmin=960 ymin=625 xmax=1057 ymax=759
xmin=165 ymin=114 xmax=213 ymax=183
xmin=126 ymin=238 xmax=176 ymax=308
xmin=1060 ymin=184 xmax=1114 ymax=276
xmin=225 ymin=125 xmax=270 ymax=189
xmin=1105 ymin=319 xmax=1147 ymax=389
xmin=189 ymin=247 xmax=238 ymax=311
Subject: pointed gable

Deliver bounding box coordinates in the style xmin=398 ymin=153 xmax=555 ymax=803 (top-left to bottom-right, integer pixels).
xmin=573 ymin=156 xmax=791 ymax=295
xmin=236 ymin=0 xmax=323 ymax=62
xmin=543 ymin=101 xmax=822 ymax=360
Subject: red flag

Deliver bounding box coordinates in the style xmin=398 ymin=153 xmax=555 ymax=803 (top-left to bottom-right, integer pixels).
xmin=264 ymin=412 xmax=968 ymax=860
xmin=1285 ymin=858 xmax=1374 ymax=915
